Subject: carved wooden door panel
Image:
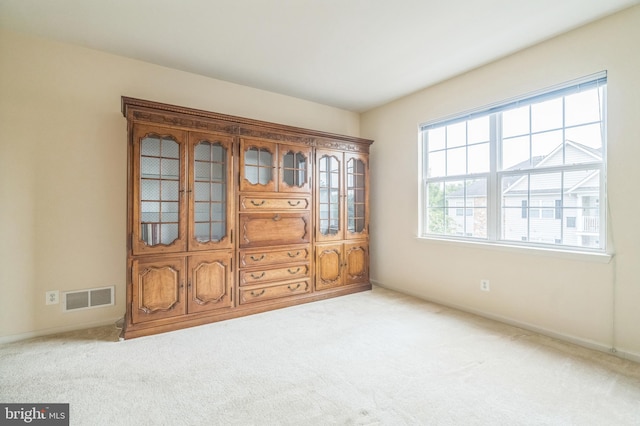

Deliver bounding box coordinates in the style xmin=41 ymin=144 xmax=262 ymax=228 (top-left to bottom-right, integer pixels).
xmin=239 ymin=212 xmax=311 ymax=248
xmin=187 ymin=252 xmax=233 ymax=314
xmin=344 ymin=242 xmax=369 ymax=286
xmin=131 ymin=257 xmax=186 ymax=324
xmin=315 ymin=243 xmax=344 ymax=290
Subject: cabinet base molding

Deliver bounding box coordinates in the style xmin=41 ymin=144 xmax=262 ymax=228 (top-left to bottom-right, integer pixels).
xmin=121 ymin=282 xmax=371 ymax=339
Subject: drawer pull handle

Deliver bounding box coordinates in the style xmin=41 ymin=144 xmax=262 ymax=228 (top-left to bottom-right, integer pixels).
xmin=250 ymin=272 xmax=265 ymax=279
xmin=287 ymin=283 xmax=301 ymax=291
xmin=288 ymin=200 xmax=301 ymax=206
xmin=250 ymin=255 xmax=265 ymax=262
xmin=273 ymin=214 xmax=281 ymax=221
xmin=250 ymin=200 xmax=266 ymax=206
xmin=287 ymin=267 xmax=301 ymax=274
xmin=250 ymin=289 xmax=265 ymax=297
xmin=287 ymin=251 xmax=300 ymax=258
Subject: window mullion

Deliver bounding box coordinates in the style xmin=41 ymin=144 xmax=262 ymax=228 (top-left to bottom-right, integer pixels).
xmin=419 ymin=131 xmax=427 ymax=236
xmin=599 ymin=85 xmax=608 ymax=251
xmin=560 ymin=172 xmax=565 ymax=244
xmin=489 ymin=113 xmax=500 ymax=241
xmin=464 ymin=121 xmax=468 ymax=237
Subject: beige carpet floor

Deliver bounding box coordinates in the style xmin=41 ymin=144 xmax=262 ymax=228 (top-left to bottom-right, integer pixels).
xmin=1 ymin=286 xmax=639 ymax=425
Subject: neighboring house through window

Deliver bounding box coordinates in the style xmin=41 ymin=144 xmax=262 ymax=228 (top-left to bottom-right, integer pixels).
xmin=420 ymin=72 xmax=607 ymax=251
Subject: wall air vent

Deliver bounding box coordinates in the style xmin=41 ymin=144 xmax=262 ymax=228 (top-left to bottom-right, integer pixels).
xmin=63 ymin=286 xmax=115 ymax=312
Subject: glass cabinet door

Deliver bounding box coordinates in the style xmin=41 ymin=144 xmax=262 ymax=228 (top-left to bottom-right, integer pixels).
xmin=279 ymin=144 xmax=311 ymax=193
xmin=132 ymin=125 xmax=187 ymax=255
xmin=345 ymin=154 xmax=369 ymax=239
xmin=188 ymin=133 xmax=234 ymax=250
xmin=240 ymin=138 xmax=276 ymax=192
xmin=316 ymin=150 xmax=343 ymax=242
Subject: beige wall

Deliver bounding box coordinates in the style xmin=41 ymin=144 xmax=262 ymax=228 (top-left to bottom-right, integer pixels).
xmin=0 ymin=30 xmax=360 ymax=341
xmin=361 ymin=5 xmax=640 ymax=360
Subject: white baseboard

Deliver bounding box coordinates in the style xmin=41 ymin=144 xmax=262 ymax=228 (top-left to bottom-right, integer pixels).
xmin=0 ymin=317 xmax=123 ymax=345
xmin=371 ymin=279 xmax=640 ymax=364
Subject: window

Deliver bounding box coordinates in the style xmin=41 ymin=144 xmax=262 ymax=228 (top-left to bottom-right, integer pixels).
xmin=420 ymin=73 xmax=607 ymax=251
xmin=455 ymin=202 xmax=473 ymax=217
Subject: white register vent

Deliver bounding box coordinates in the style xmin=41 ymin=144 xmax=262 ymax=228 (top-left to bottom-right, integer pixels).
xmin=63 ymin=286 xmax=115 ymax=312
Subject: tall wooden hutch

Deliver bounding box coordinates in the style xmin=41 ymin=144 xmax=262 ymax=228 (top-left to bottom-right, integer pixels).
xmin=122 ymin=97 xmax=372 ymax=339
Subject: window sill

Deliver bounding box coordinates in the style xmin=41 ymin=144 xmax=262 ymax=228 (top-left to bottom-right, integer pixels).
xmin=415 ymin=236 xmax=613 ymax=263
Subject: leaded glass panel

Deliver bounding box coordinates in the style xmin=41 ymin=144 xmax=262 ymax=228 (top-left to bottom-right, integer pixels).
xmin=347 ymin=158 xmax=366 ymax=233
xmin=193 ymin=141 xmax=227 ymax=243
xmin=282 ymin=151 xmax=307 ymax=187
xmin=244 ymin=146 xmax=273 ymax=186
xmin=319 ymin=155 xmax=340 ymax=236
xmin=140 ymin=135 xmax=181 ymax=246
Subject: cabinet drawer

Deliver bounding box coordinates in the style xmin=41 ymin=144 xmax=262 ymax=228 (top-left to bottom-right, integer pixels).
xmin=239 ymin=280 xmax=311 ymax=305
xmin=239 ymin=245 xmax=310 ymax=268
xmin=240 ymin=263 xmax=309 ymax=286
xmin=239 ymin=212 xmax=310 ymax=248
xmin=240 ymin=194 xmax=310 ymax=211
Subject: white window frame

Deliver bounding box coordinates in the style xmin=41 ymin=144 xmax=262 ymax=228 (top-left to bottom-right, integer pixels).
xmin=418 ymin=72 xmax=607 ymax=254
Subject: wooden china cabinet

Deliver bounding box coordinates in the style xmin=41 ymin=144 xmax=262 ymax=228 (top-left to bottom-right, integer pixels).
xmin=122 ymin=97 xmax=372 ymax=339
xmin=315 ymin=150 xmax=369 ymax=290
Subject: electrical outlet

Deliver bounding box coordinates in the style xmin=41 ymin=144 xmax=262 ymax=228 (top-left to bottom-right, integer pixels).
xmin=46 ymin=290 xmax=59 ymax=305
xmin=480 ymin=280 xmax=490 ymax=292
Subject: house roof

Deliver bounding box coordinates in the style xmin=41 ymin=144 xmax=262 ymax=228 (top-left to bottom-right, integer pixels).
xmin=446 ymin=140 xmax=602 ymax=198
xmin=502 ymin=140 xmax=601 ymax=194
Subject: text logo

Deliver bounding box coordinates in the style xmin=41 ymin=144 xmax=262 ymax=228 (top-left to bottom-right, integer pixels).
xmin=1 ymin=404 xmax=68 ymax=426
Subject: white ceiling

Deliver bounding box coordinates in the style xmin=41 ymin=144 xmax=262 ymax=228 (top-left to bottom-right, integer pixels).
xmin=1 ymin=0 xmax=638 ymax=112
